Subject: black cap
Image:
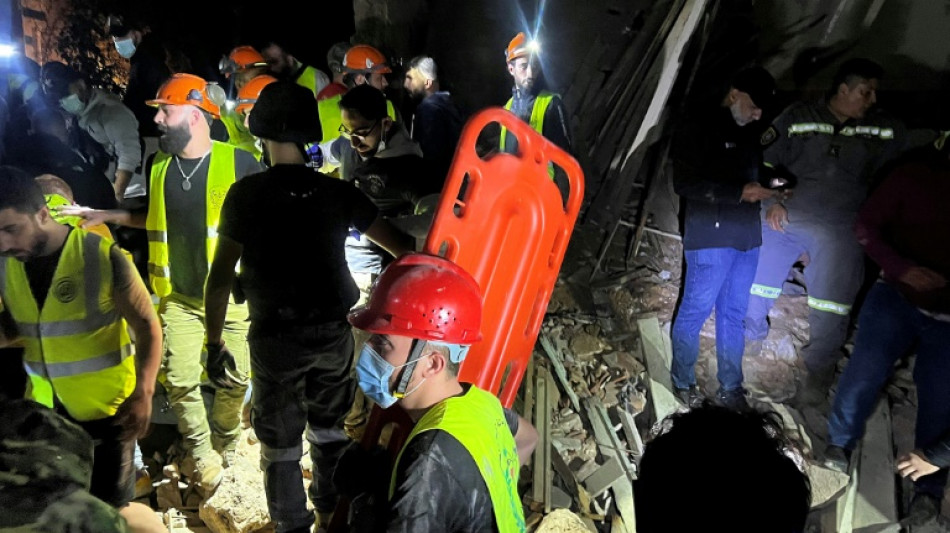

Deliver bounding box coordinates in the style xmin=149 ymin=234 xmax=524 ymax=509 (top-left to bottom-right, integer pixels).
xmin=732 ymin=66 xmax=776 ymax=109
xmin=248 ymin=81 xmax=322 ymax=144
xmin=40 ymin=62 xmax=82 ymax=100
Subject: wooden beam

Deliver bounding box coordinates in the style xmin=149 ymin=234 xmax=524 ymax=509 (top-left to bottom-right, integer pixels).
xmin=852 ymin=399 xmax=900 ymax=532
xmin=539 ymin=334 xmax=582 ymax=412
xmin=532 ymin=366 xmax=556 ymax=513
xmin=637 ymin=314 xmax=679 ymax=423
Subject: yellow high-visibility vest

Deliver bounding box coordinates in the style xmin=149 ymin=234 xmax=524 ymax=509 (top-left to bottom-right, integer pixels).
xmin=146 ymin=141 xmax=237 ymax=298
xmin=501 ymin=91 xmax=557 ymax=180
xmin=390 ymin=386 xmax=525 ymax=533
xmin=0 ymin=229 xmax=135 ymax=421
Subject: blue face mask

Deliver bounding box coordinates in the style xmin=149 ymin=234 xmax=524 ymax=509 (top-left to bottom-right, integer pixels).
xmin=59 ymin=94 xmax=85 ymax=115
xmin=114 ymin=37 xmax=136 ymax=59
xmin=356 ymin=343 xmax=428 ymax=409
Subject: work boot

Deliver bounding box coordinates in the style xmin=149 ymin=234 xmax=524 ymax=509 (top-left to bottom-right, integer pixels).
xmin=182 ymin=452 xmax=224 ymax=495
xmin=715 ymin=387 xmax=751 ymax=412
xmin=902 ymin=493 xmax=941 ymax=528
xmin=822 ymin=445 xmax=851 ymax=473
xmin=674 ymin=385 xmax=704 ymax=409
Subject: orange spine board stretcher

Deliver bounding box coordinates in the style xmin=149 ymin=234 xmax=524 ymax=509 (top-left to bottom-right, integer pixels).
xmin=328 ymin=108 xmax=584 ymax=533
xmin=424 ymin=107 xmax=584 ymax=407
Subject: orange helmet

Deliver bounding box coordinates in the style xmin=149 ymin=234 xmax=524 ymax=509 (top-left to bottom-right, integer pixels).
xmin=220 ymin=45 xmax=268 ymax=77
xmin=343 ymin=44 xmax=391 ymax=74
xmin=505 ymin=32 xmax=538 ymax=63
xmin=236 ymin=74 xmax=278 ymax=113
xmin=146 ymin=73 xmax=225 ymax=118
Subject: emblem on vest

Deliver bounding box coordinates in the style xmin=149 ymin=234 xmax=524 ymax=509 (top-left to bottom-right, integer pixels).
xmin=53 ymin=277 xmax=78 ymax=303
xmin=210 ymin=187 xmax=228 ymax=211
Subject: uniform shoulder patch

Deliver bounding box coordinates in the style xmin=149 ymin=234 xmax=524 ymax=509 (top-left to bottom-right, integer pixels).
xmin=760 ymin=126 xmax=778 ymax=146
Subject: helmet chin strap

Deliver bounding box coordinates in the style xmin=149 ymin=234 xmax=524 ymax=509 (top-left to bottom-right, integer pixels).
xmin=393 ymin=339 xmax=428 ymax=399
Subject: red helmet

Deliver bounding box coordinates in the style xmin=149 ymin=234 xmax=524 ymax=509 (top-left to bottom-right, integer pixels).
xmin=146 ymin=73 xmax=225 ymax=118
xmin=343 ymin=44 xmax=392 ymax=74
xmin=236 ymin=74 xmax=278 ymax=113
xmin=348 ymin=253 xmax=482 ymax=344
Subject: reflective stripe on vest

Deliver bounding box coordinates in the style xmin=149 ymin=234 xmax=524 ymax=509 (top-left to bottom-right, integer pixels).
xmin=0 ymin=230 xmax=135 ymax=421
xmin=320 ymin=94 xmax=399 ymax=146
xmin=146 ymin=141 xmax=237 ymax=298
xmin=787 ymin=122 xmax=895 ymax=139
xmin=389 ymin=386 xmax=525 ymax=533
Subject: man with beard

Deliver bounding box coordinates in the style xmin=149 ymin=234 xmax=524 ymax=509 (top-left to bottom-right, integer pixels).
xmin=61 ymin=73 xmax=262 ymax=494
xmin=500 ymin=33 xmax=572 ymax=162
xmin=403 ymin=55 xmax=464 ymax=189
xmin=669 ymin=67 xmax=778 ymax=411
xmin=0 ymin=167 xmax=163 ymax=531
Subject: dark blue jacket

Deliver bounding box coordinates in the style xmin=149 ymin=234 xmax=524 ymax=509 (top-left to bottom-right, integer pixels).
xmin=672 ymin=107 xmax=764 ymax=251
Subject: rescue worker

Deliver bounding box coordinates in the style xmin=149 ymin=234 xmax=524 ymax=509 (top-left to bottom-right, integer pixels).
xmin=232 ymin=74 xmax=278 ymax=157
xmin=218 ymin=46 xmax=269 ymax=154
xmin=204 ymin=81 xmax=412 ymax=532
xmin=60 ymin=73 xmax=263 ymax=493
xmin=41 ymin=62 xmax=142 ymax=201
xmin=404 ymin=55 xmax=465 ymax=188
xmin=341 ymin=253 xmax=538 ymax=531
xmin=744 ymin=58 xmax=906 ymax=405
xmin=261 ymin=38 xmax=329 ymax=98
xmin=670 ymin=67 xmax=778 ymax=411
xmin=0 ymin=167 xmax=162 ymax=530
xmin=501 ymin=32 xmax=572 ymax=159
xmin=823 ymin=139 xmax=950 ymax=527
xmin=317 ymin=44 xmax=398 ymax=148
xmin=219 ymin=46 xmax=269 ymax=91
xmin=318 ymin=41 xmax=351 ymax=101
xmin=330 ymin=84 xmax=430 ymax=439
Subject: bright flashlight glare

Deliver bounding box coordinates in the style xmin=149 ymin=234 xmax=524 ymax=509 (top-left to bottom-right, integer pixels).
xmin=224 ymin=100 xmax=236 ymax=110
xmin=527 ymin=40 xmax=541 ymax=54
xmin=0 ymin=44 xmax=17 ymax=58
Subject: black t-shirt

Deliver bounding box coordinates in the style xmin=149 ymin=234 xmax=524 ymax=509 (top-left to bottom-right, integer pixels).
xmin=143 ymin=148 xmax=263 ymax=300
xmin=385 ymin=397 xmax=520 ymax=533
xmin=217 ymin=164 xmax=378 ymax=322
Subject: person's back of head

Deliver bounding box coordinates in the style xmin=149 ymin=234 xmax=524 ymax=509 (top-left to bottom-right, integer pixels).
xmin=635 ymin=404 xmax=811 ymax=533
xmin=339 ymin=84 xmax=388 ymax=122
xmin=249 ymin=81 xmax=322 ymax=145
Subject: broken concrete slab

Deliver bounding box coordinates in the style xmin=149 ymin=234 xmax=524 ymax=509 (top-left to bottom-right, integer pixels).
xmin=536 ymin=509 xmax=597 ymax=533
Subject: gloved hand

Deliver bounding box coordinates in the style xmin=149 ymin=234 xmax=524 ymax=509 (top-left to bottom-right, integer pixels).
xmin=333 ymin=441 xmax=390 ymax=499
xmin=206 ymin=342 xmax=244 ymax=389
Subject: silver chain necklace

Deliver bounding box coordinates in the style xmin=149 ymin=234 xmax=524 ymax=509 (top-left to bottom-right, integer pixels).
xmin=174 ymin=150 xmax=211 ymax=191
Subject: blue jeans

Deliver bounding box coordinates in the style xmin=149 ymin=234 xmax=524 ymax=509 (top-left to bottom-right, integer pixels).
xmin=827 ymin=281 xmax=950 ymax=497
xmin=671 ymin=246 xmax=759 ymax=392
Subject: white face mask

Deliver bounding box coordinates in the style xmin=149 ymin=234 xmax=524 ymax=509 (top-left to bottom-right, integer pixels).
xmin=114 ymin=37 xmax=136 ymax=59
xmin=59 ymin=94 xmax=85 ymax=115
